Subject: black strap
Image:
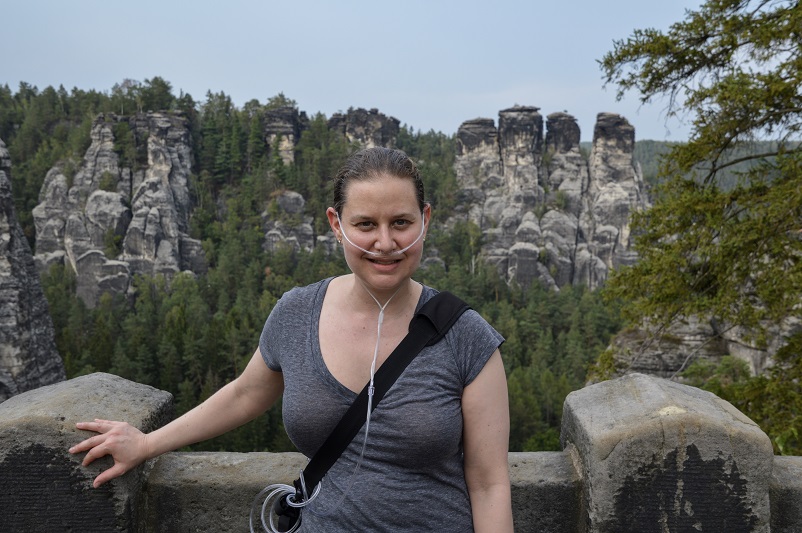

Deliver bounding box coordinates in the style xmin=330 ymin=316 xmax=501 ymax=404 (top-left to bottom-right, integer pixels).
xmin=293 ymin=291 xmax=470 ymax=497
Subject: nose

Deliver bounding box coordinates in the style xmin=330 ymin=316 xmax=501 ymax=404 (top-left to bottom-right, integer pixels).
xmin=373 ymin=225 xmax=396 ymax=253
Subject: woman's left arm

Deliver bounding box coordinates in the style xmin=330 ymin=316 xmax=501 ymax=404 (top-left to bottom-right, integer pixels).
xmin=463 ymin=349 xmax=514 ymax=533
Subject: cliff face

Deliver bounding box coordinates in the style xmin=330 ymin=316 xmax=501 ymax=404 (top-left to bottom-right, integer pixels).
xmin=0 ymin=138 xmax=65 ymax=401
xmin=453 ymin=108 xmax=649 ymax=290
xmin=327 ymin=107 xmax=400 ymax=149
xmin=260 ymin=107 xmax=400 ymax=253
xmin=260 ymin=105 xmax=647 ymax=292
xmin=264 ymin=105 xmax=309 ymax=165
xmin=32 ymin=113 xmax=206 ymax=307
xmin=262 ymin=105 xmax=400 ymax=169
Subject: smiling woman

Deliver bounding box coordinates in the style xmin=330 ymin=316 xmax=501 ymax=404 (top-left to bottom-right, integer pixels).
xmin=70 ymin=147 xmax=513 ymax=533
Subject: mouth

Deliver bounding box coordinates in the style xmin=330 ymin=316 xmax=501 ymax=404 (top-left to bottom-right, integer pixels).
xmin=367 ymin=257 xmax=401 ymax=266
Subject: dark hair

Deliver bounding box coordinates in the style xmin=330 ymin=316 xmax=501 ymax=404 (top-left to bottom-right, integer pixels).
xmin=333 ymin=147 xmax=425 ymax=215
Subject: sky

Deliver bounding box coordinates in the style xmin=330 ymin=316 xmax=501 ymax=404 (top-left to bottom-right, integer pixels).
xmin=4 ymin=0 xmax=702 ymax=141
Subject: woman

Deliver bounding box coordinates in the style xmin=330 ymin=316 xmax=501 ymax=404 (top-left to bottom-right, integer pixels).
xmin=70 ymin=147 xmax=513 ymax=532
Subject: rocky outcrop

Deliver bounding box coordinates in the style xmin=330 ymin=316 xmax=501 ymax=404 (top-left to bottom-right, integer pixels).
xmin=262 ymin=191 xmax=339 ymax=257
xmin=580 ymin=113 xmax=646 ymax=278
xmin=264 ymin=105 xmax=309 ymax=165
xmin=609 ymin=314 xmax=801 ymax=378
xmin=263 ymin=106 xmax=648 ymax=292
xmin=452 ymin=109 xmax=650 ymax=290
xmin=262 ymin=191 xmax=315 ymax=254
xmin=328 ymin=107 xmax=400 ymax=148
xmin=0 ymin=138 xmax=65 ymax=401
xmin=32 ymin=113 xmax=206 ymax=307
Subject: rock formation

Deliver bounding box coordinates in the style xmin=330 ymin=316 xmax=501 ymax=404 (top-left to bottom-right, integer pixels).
xmin=261 ymin=107 xmax=400 ymax=255
xmin=261 ymin=105 xmax=648 ymax=293
xmin=328 ymin=107 xmax=400 ymax=148
xmin=32 ymin=113 xmax=206 ymax=307
xmin=262 ymin=106 xmax=399 ymax=167
xmin=264 ymin=105 xmax=309 ymax=165
xmin=0 ymin=138 xmax=65 ymax=401
xmin=262 ymin=191 xmax=316 ymax=254
xmin=609 ymin=314 xmax=800 ymax=378
xmin=452 ymin=108 xmax=650 ymax=290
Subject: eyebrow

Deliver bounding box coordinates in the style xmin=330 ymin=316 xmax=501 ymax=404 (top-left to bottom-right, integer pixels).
xmin=346 ymin=211 xmax=419 ymax=222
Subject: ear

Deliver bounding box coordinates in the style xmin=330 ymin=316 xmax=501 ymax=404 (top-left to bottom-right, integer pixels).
xmin=326 ymin=207 xmax=342 ymax=241
xmin=422 ymin=203 xmax=432 ymax=238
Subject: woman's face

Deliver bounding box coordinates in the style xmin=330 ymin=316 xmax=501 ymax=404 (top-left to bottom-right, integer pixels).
xmin=327 ymin=173 xmax=430 ymax=296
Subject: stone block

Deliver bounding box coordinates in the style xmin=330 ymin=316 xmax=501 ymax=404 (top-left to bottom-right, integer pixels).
xmin=770 ymin=455 xmax=802 ymax=533
xmin=561 ymin=373 xmax=774 ymax=533
xmin=141 ymin=451 xmax=307 ymax=532
xmin=509 ymin=451 xmax=581 ymax=533
xmin=0 ymin=372 xmax=173 ymax=532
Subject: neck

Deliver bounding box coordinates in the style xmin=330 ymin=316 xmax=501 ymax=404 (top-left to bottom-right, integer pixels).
xmin=346 ymin=276 xmax=416 ymax=315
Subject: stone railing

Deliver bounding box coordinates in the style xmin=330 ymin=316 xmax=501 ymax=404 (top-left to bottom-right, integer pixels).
xmin=1 ymin=372 xmax=800 ymax=532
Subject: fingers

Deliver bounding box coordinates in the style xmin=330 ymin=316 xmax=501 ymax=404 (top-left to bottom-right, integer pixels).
xmin=93 ymin=463 xmax=128 ymax=488
xmin=80 ymin=440 xmax=112 ymax=466
xmin=69 ymin=434 xmax=103 ymax=455
xmin=75 ymin=419 xmax=114 ymax=433
xmin=69 ymin=420 xmax=113 ymax=455
xmin=69 ymin=419 xmax=136 ymax=487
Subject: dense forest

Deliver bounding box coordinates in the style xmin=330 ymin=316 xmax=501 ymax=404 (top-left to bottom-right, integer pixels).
xmin=2 ymin=77 xmax=792 ymax=455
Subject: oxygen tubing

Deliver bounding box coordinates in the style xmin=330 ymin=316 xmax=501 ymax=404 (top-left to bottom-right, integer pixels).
xmin=250 ymin=282 xmax=405 ymax=532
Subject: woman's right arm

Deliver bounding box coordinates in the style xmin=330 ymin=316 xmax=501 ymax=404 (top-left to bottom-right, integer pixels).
xmin=69 ymin=347 xmax=284 ymax=487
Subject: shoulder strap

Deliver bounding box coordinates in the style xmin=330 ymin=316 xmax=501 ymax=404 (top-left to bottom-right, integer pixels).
xmin=295 ymin=291 xmax=470 ymax=496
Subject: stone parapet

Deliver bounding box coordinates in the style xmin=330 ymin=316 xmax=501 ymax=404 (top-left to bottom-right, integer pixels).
xmin=0 ymin=372 xmax=798 ymax=532
xmin=0 ymin=373 xmax=173 ymax=532
xmin=562 ymin=372 xmax=774 ymax=532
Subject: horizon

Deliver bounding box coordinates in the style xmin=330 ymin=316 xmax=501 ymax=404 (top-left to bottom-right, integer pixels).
xmin=4 ymin=0 xmax=703 ymax=142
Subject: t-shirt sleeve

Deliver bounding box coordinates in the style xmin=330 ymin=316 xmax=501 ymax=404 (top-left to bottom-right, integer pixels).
xmin=445 ymin=308 xmax=505 ymax=387
xmin=259 ymin=292 xmax=291 ymax=372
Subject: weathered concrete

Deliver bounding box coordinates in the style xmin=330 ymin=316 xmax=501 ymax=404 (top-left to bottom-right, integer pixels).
xmin=561 ymin=372 xmax=774 ymax=533
xmin=770 ymin=455 xmax=802 ymax=533
xmin=0 ymin=373 xmax=173 ymax=532
xmin=0 ymin=372 xmax=798 ymax=532
xmin=508 ymin=451 xmax=582 ymax=533
xmin=142 ymin=452 xmax=307 ymax=533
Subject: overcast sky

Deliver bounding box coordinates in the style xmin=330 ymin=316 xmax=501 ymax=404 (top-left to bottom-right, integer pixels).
xmin=4 ymin=0 xmax=702 ymax=141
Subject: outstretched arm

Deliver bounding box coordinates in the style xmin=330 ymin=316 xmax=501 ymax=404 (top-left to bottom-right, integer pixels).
xmin=69 ymin=347 xmax=283 ymax=487
xmin=462 ymin=349 xmax=514 ymax=533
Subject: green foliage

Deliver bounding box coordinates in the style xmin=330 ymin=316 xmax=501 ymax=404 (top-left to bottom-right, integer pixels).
xmin=289 ymin=113 xmax=351 ymax=232
xmin=5 ymin=79 xmax=627 ymax=455
xmin=1 ymin=83 xmax=103 ymax=243
xmin=265 ymin=92 xmax=297 ymax=110
xmin=396 ymin=125 xmax=457 ymax=211
xmin=112 ymin=121 xmax=138 ymax=170
xmin=600 ymin=0 xmax=802 ymax=451
xmin=98 ymin=171 xmax=117 ymax=192
xmin=103 ymin=228 xmax=122 ymax=258
xmin=140 ymin=77 xmax=175 ymax=112
xmin=602 ymin=0 xmax=802 ymax=335
xmin=681 ymin=342 xmax=802 ymax=455
xmin=554 ymin=190 xmax=568 ymax=211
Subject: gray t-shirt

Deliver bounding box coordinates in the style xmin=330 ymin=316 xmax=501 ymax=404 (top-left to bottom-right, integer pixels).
xmin=259 ymin=278 xmax=504 ymax=532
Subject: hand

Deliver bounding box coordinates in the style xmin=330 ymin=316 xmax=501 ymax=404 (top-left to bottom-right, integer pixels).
xmin=69 ymin=419 xmax=151 ymax=488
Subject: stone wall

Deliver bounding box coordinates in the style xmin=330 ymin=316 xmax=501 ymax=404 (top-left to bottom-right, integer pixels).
xmin=1 ymin=372 xmax=799 ymax=532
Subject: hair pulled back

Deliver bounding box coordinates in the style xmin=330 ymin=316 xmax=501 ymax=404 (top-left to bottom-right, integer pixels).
xmin=333 ymin=147 xmax=425 ymax=215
